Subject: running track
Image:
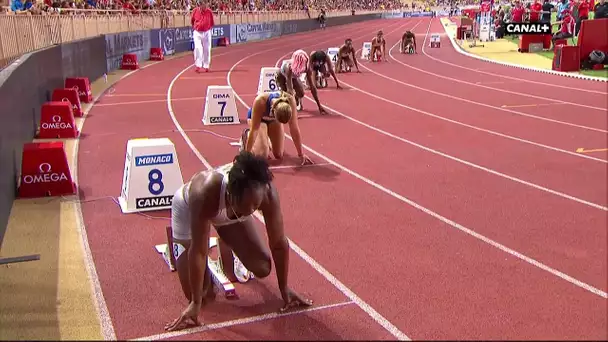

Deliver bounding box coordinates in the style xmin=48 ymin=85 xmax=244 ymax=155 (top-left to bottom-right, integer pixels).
xmin=77 ymin=17 xmax=608 ymax=340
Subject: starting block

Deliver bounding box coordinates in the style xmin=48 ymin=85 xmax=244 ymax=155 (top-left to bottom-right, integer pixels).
xmin=257 ymin=67 xmax=279 ymax=94
xmin=65 ymin=77 xmax=92 ymax=103
xmin=18 ymin=141 xmax=76 ymax=198
xmin=203 ymin=85 xmax=240 ymax=125
xmin=51 ymin=88 xmax=82 ymax=117
xmin=121 ymin=53 xmax=139 ymax=70
xmin=154 ymin=227 xmax=253 ymax=299
xmin=327 ymin=47 xmax=340 ymax=64
xmin=37 ymin=101 xmax=79 ymax=139
xmin=150 ymin=47 xmax=164 ymax=61
xmin=361 ymin=42 xmax=372 ymax=60
xmin=430 ymin=34 xmax=441 ymax=48
xmin=118 ymin=137 xmax=184 ymax=213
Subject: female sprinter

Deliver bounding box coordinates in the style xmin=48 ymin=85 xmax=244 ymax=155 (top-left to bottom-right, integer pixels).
xmin=275 ymin=50 xmax=328 ymax=114
xmin=370 ymin=30 xmax=387 ymax=62
xmin=243 ymin=91 xmax=313 ymax=166
xmin=165 ymin=151 xmax=313 ymax=332
xmin=308 ymin=49 xmax=341 ymax=89
xmin=400 ymin=30 xmax=417 ymax=54
xmin=335 ymin=38 xmax=361 ymax=73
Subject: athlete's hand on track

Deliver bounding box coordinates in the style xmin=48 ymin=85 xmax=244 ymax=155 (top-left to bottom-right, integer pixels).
xmin=165 ymin=301 xmax=202 ymax=332
xmin=318 ymin=107 xmax=328 ymax=115
xmin=279 ymin=288 xmax=313 ymax=313
xmin=300 ymin=154 xmax=313 ymax=166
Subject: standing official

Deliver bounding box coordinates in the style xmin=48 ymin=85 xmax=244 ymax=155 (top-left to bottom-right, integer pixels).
xmin=191 ymin=1 xmax=214 ymax=73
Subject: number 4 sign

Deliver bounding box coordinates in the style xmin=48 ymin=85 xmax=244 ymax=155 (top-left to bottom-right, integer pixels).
xmin=118 ymin=137 xmax=184 ymax=213
xmin=202 ymin=85 xmax=240 ymax=125
xmin=257 ymin=67 xmax=280 ymax=95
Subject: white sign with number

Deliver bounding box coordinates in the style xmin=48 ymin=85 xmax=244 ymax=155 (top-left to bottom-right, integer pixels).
xmin=430 ymin=34 xmax=440 ymax=43
xmin=327 ymin=47 xmax=340 ymax=64
xmin=202 ymin=85 xmax=240 ymax=125
xmin=361 ymin=42 xmax=372 ymax=59
xmin=119 ymin=138 xmax=184 ymax=214
xmin=257 ymin=67 xmax=279 ymax=94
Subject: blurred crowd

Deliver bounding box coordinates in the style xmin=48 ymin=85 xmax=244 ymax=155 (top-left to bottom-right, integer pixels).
xmin=2 ymin=0 xmax=403 ymax=15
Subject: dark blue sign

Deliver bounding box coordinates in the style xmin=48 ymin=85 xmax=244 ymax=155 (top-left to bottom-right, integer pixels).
xmin=150 ymin=24 xmax=231 ymax=55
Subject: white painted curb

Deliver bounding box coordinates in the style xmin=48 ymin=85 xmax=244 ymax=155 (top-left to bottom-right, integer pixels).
xmin=440 ymin=19 xmax=608 ymax=83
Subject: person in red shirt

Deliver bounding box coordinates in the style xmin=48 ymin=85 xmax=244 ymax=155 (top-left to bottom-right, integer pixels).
xmin=511 ymin=1 xmax=525 ymax=23
xmin=551 ymin=8 xmax=575 ymax=47
xmin=529 ymin=0 xmax=543 ymax=21
xmin=191 ymin=0 xmax=215 ymax=72
xmin=575 ymin=0 xmax=590 ymax=35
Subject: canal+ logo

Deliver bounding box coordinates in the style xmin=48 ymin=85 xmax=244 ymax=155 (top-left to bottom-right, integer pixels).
xmin=505 ymin=22 xmax=551 ymax=35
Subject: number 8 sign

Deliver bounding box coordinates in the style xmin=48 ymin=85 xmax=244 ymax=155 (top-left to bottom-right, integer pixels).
xmin=118 ymin=138 xmax=184 ymax=214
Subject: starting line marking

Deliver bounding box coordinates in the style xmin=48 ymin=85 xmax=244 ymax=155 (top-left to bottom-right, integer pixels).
xmin=576 ymin=147 xmax=608 ymax=154
xmin=269 ymin=162 xmax=332 ymax=170
xmin=96 ymin=97 xmax=206 ymax=107
xmin=129 ymin=301 xmax=355 ymax=341
xmin=500 ymin=103 xmax=568 ymax=109
xmin=106 ymin=93 xmax=166 ymax=97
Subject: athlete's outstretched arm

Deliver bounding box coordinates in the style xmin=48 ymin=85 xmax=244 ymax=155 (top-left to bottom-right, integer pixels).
xmin=286 ymin=95 xmax=311 ymax=164
xmin=413 ymin=35 xmax=418 ymax=52
xmin=351 ymin=49 xmax=360 ymax=71
xmin=165 ymin=179 xmax=215 ymax=332
xmin=187 ymin=188 xmax=213 ymax=306
xmin=259 ymin=183 xmax=289 ymax=291
xmin=306 ymin=69 xmax=327 ymax=114
xmin=245 ymin=96 xmax=266 ymax=152
xmin=325 ymin=55 xmax=341 ymax=88
xmin=260 ymin=183 xmax=313 ymax=311
xmin=284 ymin=68 xmax=295 ymax=95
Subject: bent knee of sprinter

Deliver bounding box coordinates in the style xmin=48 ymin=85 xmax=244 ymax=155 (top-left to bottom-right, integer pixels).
xmin=249 ymin=256 xmax=272 ymax=278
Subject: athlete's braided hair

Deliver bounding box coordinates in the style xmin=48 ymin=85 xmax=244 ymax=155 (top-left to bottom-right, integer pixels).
xmin=270 ymin=91 xmax=293 ymax=124
xmin=290 ymin=49 xmax=309 ymax=76
xmin=227 ymin=151 xmax=273 ymax=203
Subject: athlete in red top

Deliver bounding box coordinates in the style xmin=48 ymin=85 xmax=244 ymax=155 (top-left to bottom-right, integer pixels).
xmin=551 ymin=8 xmax=575 ymax=47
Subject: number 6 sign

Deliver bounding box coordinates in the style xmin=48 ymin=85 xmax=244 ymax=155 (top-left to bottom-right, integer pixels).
xmin=257 ymin=67 xmax=280 ymax=94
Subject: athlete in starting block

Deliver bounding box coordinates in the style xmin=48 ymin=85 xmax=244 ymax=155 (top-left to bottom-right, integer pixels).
xmin=308 ymin=49 xmax=340 ymax=89
xmin=244 ymin=91 xmax=313 ymax=166
xmin=276 ymin=50 xmax=335 ymax=115
xmin=400 ymin=31 xmax=417 ymax=54
xmin=165 ymin=151 xmax=313 ymax=332
xmin=370 ymin=30 xmax=387 ymax=62
xmin=335 ymin=38 xmax=361 ymax=73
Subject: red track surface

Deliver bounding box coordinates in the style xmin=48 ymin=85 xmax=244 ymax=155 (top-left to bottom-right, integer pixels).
xmin=78 ymin=17 xmax=608 ymax=340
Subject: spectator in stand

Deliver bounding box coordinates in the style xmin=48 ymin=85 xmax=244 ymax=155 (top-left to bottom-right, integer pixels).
xmin=551 ymin=8 xmax=575 ymax=46
xmin=511 ymin=0 xmax=525 ymax=22
xmin=529 ymin=0 xmax=542 ymax=21
xmin=191 ymin=0 xmax=214 ymax=73
xmin=10 ymin=0 xmax=24 ymax=11
xmin=541 ymin=0 xmax=554 ymax=22
xmin=595 ymin=0 xmax=608 ymax=18
xmin=575 ymin=0 xmax=590 ymax=35
xmin=557 ymin=0 xmax=570 ymax=19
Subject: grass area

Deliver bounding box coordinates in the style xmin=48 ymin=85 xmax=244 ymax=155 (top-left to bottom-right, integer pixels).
xmin=503 ymin=34 xmax=608 ymax=79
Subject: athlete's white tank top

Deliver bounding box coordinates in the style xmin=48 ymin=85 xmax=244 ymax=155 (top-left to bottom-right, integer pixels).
xmin=184 ymin=163 xmax=250 ymax=228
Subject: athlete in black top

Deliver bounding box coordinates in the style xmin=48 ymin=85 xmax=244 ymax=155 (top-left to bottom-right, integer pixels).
xmin=400 ymin=31 xmax=417 ymax=53
xmin=309 ymin=50 xmax=341 ymax=89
